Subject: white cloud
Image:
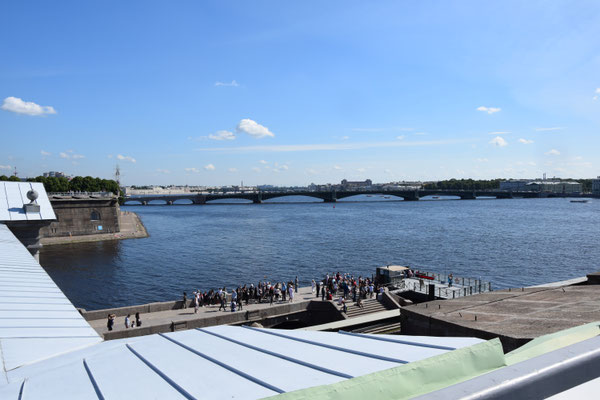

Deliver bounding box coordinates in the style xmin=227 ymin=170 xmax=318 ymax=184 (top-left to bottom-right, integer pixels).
xmin=1 ymin=96 xmax=56 ymax=116
xmin=259 ymin=160 xmax=268 ymax=164
xmin=72 ymin=154 xmax=85 ymax=159
xmin=488 ymin=131 xmax=510 ymax=135
xmin=356 ymin=168 xmax=366 ymax=173
xmin=40 ymin=150 xmax=51 ymax=156
xmin=528 ymin=161 xmax=537 ymax=166
xmin=0 ymin=165 xmax=11 ymax=170
xmin=477 ymin=106 xmax=501 ymax=114
xmin=476 ymin=158 xmax=489 ymax=162
xmin=252 ymin=167 xmax=261 ymax=172
xmin=59 ymin=152 xmax=69 ymax=159
xmin=489 ymin=136 xmax=508 ymax=147
xmin=593 ymin=88 xmax=600 ymax=101
xmin=156 ymin=169 xmax=170 ymax=174
xmin=185 ymin=167 xmax=200 ymax=173
xmin=384 ymin=169 xmax=392 ymax=174
xmin=535 ymin=127 xmax=564 ymax=132
xmin=396 ymin=135 xmax=405 ymax=140
xmin=341 ymin=136 xmax=350 ymax=140
xmin=236 ymin=119 xmax=275 ymax=138
xmin=204 ymin=163 xmax=216 ymax=171
xmin=228 ymin=168 xmax=238 ymax=173
xmin=414 ymin=132 xmax=427 ymax=136
xmin=117 ymin=154 xmax=136 ymax=163
xmin=195 ymin=139 xmax=468 ymax=153
xmin=518 ymin=138 xmax=534 ymax=144
xmin=214 ymin=80 xmax=239 ymax=87
xmin=333 ymin=165 xmax=342 ymax=170
xmin=545 ymin=149 xmax=561 ymax=156
xmin=208 ymin=130 xmax=236 ymax=141
xmin=279 ymin=165 xmax=289 ymax=170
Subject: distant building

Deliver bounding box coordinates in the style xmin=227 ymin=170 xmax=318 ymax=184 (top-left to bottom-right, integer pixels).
xmin=500 ymin=180 xmax=532 ymax=191
xmin=525 ymin=181 xmax=582 ymax=194
xmin=592 ymin=177 xmax=600 ymax=195
xmin=340 ymin=179 xmax=372 ymax=190
xmin=42 ymin=171 xmax=65 ymax=178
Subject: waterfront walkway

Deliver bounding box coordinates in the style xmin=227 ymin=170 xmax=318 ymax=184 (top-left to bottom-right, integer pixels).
xmin=87 ymin=286 xmax=320 ymax=336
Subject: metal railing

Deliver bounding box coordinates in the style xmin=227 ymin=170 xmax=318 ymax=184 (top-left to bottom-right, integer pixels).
xmin=391 ymin=272 xmax=492 ymax=299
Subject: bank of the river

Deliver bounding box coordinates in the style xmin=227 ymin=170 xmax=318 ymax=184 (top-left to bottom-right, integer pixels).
xmin=41 ymin=211 xmax=148 ymax=245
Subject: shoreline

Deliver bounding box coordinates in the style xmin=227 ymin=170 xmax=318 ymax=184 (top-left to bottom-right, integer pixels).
xmin=40 ymin=210 xmax=149 ymax=246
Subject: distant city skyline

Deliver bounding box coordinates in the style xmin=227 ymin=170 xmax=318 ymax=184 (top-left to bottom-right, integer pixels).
xmin=1 ymin=1 xmax=599 ymax=186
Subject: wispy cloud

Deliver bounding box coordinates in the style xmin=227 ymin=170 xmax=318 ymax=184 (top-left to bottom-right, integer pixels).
xmin=0 ymin=165 xmax=11 ymax=170
xmin=1 ymin=96 xmax=56 ymax=116
xmin=214 ymin=80 xmax=239 ymax=87
xmin=195 ymin=139 xmax=466 ymax=153
xmin=396 ymin=135 xmax=405 ymax=140
xmin=259 ymin=160 xmax=268 ymax=164
xmin=208 ymin=130 xmax=235 ymax=141
xmin=252 ymin=167 xmax=260 ymax=172
xmin=156 ymin=168 xmax=170 ymax=174
xmin=535 ymin=127 xmax=564 ymax=132
xmin=593 ymin=88 xmax=599 ymax=101
xmin=333 ymin=165 xmax=342 ymax=170
xmin=40 ymin=150 xmax=51 ymax=156
xmin=236 ymin=119 xmax=275 ymax=138
xmin=545 ymin=149 xmax=561 ymax=156
xmin=518 ymin=138 xmax=534 ymax=144
xmin=59 ymin=150 xmax=85 ymax=160
xmin=117 ymin=154 xmax=136 ymax=163
xmin=476 ymin=158 xmax=489 ymax=162
xmin=204 ymin=163 xmax=216 ymax=171
xmin=228 ymin=168 xmax=238 ymax=173
xmin=489 ymin=136 xmax=508 ymax=147
xmin=185 ymin=167 xmax=200 ymax=173
xmin=488 ymin=131 xmax=510 ymax=135
xmin=477 ymin=106 xmax=501 ymax=114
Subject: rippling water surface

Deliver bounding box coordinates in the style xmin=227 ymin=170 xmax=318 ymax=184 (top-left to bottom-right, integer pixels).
xmin=39 ymin=196 xmax=600 ymax=310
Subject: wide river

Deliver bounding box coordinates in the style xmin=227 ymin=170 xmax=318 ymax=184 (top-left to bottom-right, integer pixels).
xmin=39 ymin=196 xmax=599 ymax=310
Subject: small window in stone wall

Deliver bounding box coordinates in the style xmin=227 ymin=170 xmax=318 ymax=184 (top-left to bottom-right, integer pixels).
xmin=91 ymin=210 xmax=101 ymax=221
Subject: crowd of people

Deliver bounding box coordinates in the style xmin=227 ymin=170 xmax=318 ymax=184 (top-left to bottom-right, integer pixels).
xmin=106 ymin=272 xmax=386 ymax=330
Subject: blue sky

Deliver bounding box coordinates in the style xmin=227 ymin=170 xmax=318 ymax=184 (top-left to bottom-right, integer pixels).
xmin=1 ymin=1 xmax=599 ymax=186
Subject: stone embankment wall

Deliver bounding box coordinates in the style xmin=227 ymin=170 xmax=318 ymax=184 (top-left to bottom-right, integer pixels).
xmin=40 ymin=197 xmax=121 ymax=237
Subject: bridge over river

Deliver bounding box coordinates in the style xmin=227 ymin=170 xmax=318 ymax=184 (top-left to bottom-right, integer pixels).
xmin=122 ymin=189 xmax=563 ymax=205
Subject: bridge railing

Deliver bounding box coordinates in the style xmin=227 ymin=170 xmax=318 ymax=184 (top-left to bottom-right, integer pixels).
xmin=391 ymin=272 xmax=492 ymax=299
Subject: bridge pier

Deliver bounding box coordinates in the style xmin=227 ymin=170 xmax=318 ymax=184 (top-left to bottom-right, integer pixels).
xmin=323 ymin=191 xmax=337 ymax=203
xmin=253 ymin=193 xmax=263 ymax=204
xmin=403 ymin=191 xmax=420 ymax=201
xmin=460 ymin=193 xmax=477 ymax=200
xmin=166 ymin=200 xmax=173 ymax=205
xmin=141 ymin=201 xmax=148 ymax=206
xmin=192 ymin=195 xmax=206 ymax=205
xmin=496 ymin=193 xmax=513 ymax=199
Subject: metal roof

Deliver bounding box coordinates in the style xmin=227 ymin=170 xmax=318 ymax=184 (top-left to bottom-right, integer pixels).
xmin=0 ymin=223 xmax=101 ymax=383
xmin=1 ymin=324 xmax=483 ymax=399
xmin=0 ymin=182 xmax=56 ymax=221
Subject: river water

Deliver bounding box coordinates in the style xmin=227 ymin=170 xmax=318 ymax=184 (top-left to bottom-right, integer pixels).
xmin=39 ymin=196 xmax=600 ymax=310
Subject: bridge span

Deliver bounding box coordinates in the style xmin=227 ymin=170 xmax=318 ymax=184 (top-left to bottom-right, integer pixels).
xmin=122 ymin=189 xmax=549 ymax=205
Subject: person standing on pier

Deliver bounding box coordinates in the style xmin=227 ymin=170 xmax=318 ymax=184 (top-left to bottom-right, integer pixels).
xmin=107 ymin=314 xmax=115 ymax=331
xmin=124 ymin=314 xmax=131 ymax=329
xmin=135 ymin=312 xmax=142 ymax=327
xmin=282 ymin=282 xmax=287 ymax=302
xmin=182 ymin=292 xmax=188 ymax=309
xmin=289 ymin=284 xmax=294 ymax=302
xmin=311 ymin=279 xmax=316 ymax=294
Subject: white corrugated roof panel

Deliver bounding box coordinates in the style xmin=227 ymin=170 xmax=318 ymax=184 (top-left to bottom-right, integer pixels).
xmin=0 ymin=182 xmax=56 ymax=221
xmin=0 ymin=224 xmax=101 ymax=374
